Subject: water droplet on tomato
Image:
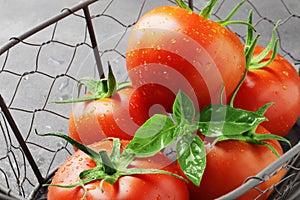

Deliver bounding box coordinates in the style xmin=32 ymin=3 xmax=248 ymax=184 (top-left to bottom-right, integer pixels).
xmin=206 ymin=63 xmax=212 ymax=69
xmin=282 ymin=85 xmax=287 ymax=90
xmin=75 ymin=154 xmax=80 ymax=158
xmin=61 ymin=167 xmax=66 ymax=173
xmin=87 ymin=185 xmax=97 ymax=191
xmin=282 ymin=71 xmax=289 ymax=76
xmin=100 ymin=114 xmax=105 ymax=119
xmin=183 ymin=37 xmax=190 ymax=42
xmin=86 ymin=162 xmax=96 ymax=168
xmin=143 ymin=65 xmax=149 ymax=71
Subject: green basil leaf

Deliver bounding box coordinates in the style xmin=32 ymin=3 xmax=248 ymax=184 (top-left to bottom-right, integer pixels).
xmin=198 ymin=104 xmax=267 ymax=137
xmin=177 ymin=134 xmax=206 ymax=186
xmin=173 ymin=90 xmax=195 ymax=124
xmin=126 ymin=114 xmax=177 ymax=158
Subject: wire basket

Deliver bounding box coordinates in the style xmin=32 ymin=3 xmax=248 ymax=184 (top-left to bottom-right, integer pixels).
xmin=0 ymin=0 xmax=299 ymax=199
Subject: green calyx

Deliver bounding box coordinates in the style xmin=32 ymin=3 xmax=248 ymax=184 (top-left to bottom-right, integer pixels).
xmin=52 ymin=62 xmax=131 ymax=104
xmin=229 ymin=10 xmax=280 ymax=107
xmin=37 ymin=131 xmax=185 ymax=200
xmin=244 ymin=10 xmax=280 ymax=70
xmin=126 ymin=90 xmax=290 ymax=187
xmin=175 ymin=0 xmax=254 ymax=28
xmin=248 ymin=20 xmax=280 ymax=69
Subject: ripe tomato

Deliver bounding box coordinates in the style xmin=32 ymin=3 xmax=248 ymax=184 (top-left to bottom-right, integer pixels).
xmin=185 ymin=126 xmax=285 ymax=200
xmin=126 ymin=6 xmax=245 ymax=111
xmin=234 ymin=46 xmax=300 ymax=136
xmin=69 ymin=85 xmax=174 ymax=146
xmin=47 ymin=140 xmax=189 ymax=200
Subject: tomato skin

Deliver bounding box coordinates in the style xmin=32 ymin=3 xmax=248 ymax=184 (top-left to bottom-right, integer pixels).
xmin=234 ymin=46 xmax=300 ymax=136
xmin=69 ymin=85 xmax=173 ymax=146
xmin=126 ymin=6 xmax=245 ymax=111
xmin=181 ymin=126 xmax=285 ymax=200
xmin=48 ymin=140 xmax=189 ymax=200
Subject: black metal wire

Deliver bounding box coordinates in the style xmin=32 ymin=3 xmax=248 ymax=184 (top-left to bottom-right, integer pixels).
xmin=0 ymin=0 xmax=300 ymax=199
xmin=0 ymin=95 xmax=44 ymax=184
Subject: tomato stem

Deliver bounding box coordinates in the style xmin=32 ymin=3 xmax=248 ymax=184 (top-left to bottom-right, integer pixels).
xmin=229 ymin=35 xmax=259 ymax=107
xmin=229 ymin=10 xmax=258 ymax=107
xmin=99 ymin=150 xmax=117 ymax=175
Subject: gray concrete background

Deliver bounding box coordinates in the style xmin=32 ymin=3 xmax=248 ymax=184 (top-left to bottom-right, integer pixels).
xmin=0 ymin=0 xmax=299 ymax=199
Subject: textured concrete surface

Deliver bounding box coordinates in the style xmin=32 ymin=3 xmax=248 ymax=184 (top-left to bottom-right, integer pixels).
xmin=0 ymin=0 xmax=299 ymax=199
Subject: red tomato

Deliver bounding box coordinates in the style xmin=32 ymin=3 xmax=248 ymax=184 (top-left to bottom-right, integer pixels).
xmin=184 ymin=126 xmax=285 ymax=200
xmin=126 ymin=6 xmax=245 ymax=111
xmin=69 ymin=85 xmax=174 ymax=145
xmin=234 ymin=46 xmax=300 ymax=136
xmin=47 ymin=140 xmax=189 ymax=200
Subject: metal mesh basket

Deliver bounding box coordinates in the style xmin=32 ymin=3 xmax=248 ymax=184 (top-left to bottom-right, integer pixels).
xmin=0 ymin=0 xmax=299 ymax=199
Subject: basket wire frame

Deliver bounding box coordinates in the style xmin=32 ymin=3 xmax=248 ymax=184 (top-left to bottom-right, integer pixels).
xmin=0 ymin=0 xmax=300 ymax=199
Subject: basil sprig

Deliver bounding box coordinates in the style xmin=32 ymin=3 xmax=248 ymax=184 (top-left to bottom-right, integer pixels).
xmin=126 ymin=90 xmax=290 ymax=186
